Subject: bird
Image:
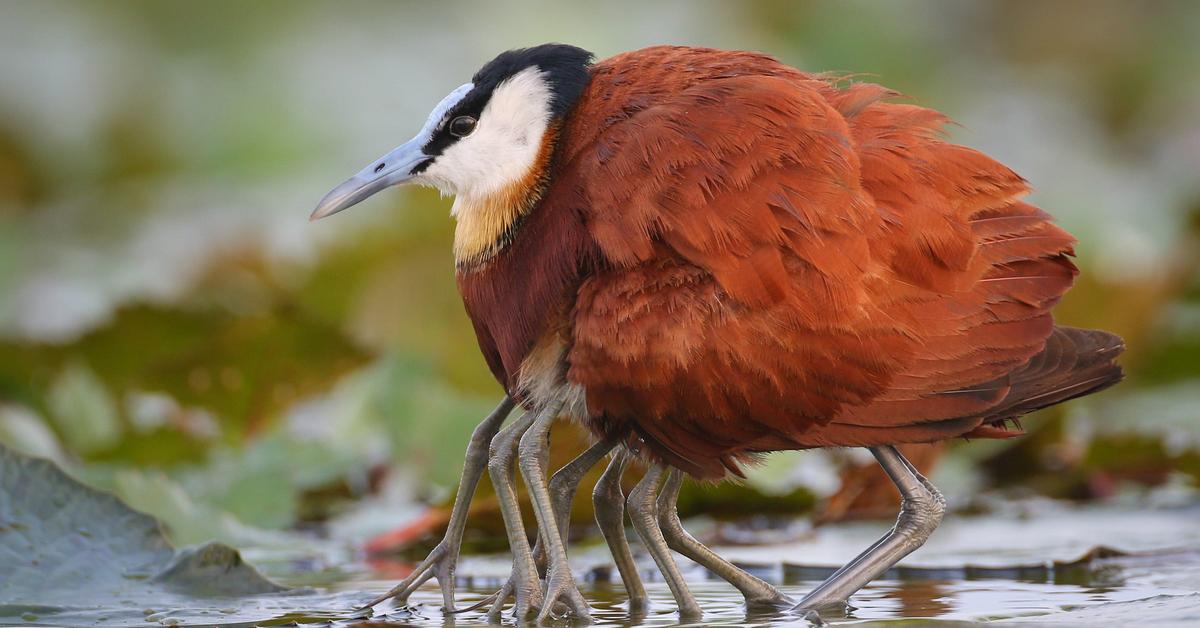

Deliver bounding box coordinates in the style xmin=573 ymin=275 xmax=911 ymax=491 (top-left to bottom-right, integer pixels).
xmin=311 ymin=43 xmax=1125 ymax=622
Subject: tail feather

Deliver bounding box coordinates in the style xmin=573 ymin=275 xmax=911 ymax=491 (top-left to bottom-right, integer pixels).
xmin=964 ymin=326 xmax=1124 ymax=437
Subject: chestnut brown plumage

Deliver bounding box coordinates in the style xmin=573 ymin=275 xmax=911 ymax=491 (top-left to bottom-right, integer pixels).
xmin=458 ymin=46 xmax=1122 ymax=478
xmin=314 ymin=44 xmax=1124 ymax=622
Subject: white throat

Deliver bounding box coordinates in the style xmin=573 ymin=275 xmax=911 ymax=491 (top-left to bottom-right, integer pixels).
xmin=414 ymin=67 xmax=557 ymax=264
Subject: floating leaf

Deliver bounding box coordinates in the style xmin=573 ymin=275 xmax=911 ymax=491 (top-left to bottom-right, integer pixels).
xmin=0 ymin=444 xmax=368 ymax=627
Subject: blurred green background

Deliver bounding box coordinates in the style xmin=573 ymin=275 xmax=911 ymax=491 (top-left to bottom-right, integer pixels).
xmin=0 ymin=0 xmax=1198 ymax=552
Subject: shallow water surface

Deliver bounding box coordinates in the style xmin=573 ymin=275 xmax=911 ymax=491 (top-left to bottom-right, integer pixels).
xmin=334 ymin=502 xmax=1200 ymax=627
xmin=14 ymin=502 xmax=1200 ymax=626
xmin=354 ymin=549 xmax=1200 ymax=626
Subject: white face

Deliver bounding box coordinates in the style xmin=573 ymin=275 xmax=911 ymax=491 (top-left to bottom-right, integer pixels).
xmin=414 ymin=67 xmax=555 ymax=215
xmin=309 ymin=65 xmax=557 ymax=225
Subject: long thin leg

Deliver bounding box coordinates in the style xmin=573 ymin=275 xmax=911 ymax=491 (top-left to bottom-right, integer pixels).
xmin=473 ymin=439 xmax=613 ymax=616
xmin=593 ymin=450 xmax=648 ymax=611
xmin=627 ymin=465 xmax=702 ymax=618
xmin=795 ymin=445 xmax=946 ymax=612
xmin=518 ymin=401 xmax=591 ymax=622
xmin=899 ymin=453 xmax=941 ymax=498
xmin=657 ymin=468 xmax=794 ymax=609
xmin=547 ymin=440 xmax=616 ymax=556
xmin=484 ymin=406 xmax=545 ymax=620
xmin=363 ymin=396 xmax=515 ymax=610
xmin=794 ymin=448 xmax=925 ymax=600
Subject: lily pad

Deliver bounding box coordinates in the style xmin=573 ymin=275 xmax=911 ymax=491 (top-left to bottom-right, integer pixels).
xmin=0 ymin=444 xmax=366 ymax=627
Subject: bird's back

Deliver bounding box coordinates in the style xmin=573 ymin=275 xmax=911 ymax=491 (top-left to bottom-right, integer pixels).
xmin=540 ymin=46 xmax=1124 ymax=478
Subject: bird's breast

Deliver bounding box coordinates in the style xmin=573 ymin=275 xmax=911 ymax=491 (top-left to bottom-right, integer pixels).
xmin=453 ymin=167 xmax=599 ymax=400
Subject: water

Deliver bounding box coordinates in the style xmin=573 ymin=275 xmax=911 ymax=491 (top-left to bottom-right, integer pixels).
xmin=13 ymin=501 xmax=1200 ymax=626
xmin=323 ymin=500 xmax=1200 ymax=626
xmin=348 ymin=548 xmax=1200 ymax=626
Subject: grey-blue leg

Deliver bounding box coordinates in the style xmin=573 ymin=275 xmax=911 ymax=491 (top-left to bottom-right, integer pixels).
xmin=628 ymin=465 xmax=702 ymax=618
xmin=518 ymin=402 xmax=592 ymax=622
xmin=794 ymin=445 xmax=945 ymax=613
xmin=657 ymin=468 xmax=794 ymax=609
xmin=484 ymin=405 xmax=545 ymax=619
xmin=363 ymin=396 xmax=515 ymax=611
xmin=593 ymin=449 xmax=649 ymax=611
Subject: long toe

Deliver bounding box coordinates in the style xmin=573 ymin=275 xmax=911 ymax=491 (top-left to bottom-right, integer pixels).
xmin=485 ymin=585 xmax=508 ymax=622
xmin=514 ymin=578 xmax=546 ymax=621
xmin=747 ymin=591 xmax=798 ymax=611
xmin=536 ymin=570 xmax=592 ymax=623
xmin=359 ymin=542 xmax=446 ymax=610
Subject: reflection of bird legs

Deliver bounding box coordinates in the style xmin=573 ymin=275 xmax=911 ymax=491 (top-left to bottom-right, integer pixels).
xmin=795 ymin=445 xmax=945 ymax=613
xmin=362 ymin=396 xmax=516 ymax=611
xmin=656 ymin=468 xmax=794 ymax=609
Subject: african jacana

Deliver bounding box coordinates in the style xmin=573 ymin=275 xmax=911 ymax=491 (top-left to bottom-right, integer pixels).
xmin=313 ymin=44 xmax=1125 ymax=622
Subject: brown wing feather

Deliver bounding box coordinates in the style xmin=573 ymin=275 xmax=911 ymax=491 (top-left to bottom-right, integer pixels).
xmin=559 ymin=46 xmax=1120 ymax=478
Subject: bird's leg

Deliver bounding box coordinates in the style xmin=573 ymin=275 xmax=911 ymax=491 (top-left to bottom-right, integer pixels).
xmin=592 ymin=449 xmax=649 ymax=611
xmin=657 ymin=468 xmax=794 ymax=609
xmin=473 ymin=439 xmax=613 ymax=617
xmin=362 ymin=396 xmax=515 ymax=611
xmin=794 ymin=445 xmax=946 ymax=613
xmin=483 ymin=405 xmax=545 ymax=620
xmin=899 ymin=451 xmax=941 ymax=498
xmin=543 ymin=439 xmax=616 ymax=564
xmin=627 ymin=464 xmax=702 ymax=619
xmin=518 ymin=400 xmax=593 ymax=623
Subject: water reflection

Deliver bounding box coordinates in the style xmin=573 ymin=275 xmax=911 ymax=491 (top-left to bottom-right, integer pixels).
xmin=875 ymin=579 xmax=955 ymax=618
xmin=17 ymin=545 xmax=1196 ymax=626
xmin=343 ymin=546 xmax=1200 ymax=627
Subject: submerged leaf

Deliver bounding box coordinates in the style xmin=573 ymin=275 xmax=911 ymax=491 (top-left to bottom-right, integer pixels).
xmin=0 ymin=445 xmax=373 ymax=627
xmin=153 ymin=542 xmax=284 ymax=596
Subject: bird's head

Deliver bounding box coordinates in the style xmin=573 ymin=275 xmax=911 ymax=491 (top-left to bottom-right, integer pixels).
xmin=311 ymin=43 xmax=593 ymax=263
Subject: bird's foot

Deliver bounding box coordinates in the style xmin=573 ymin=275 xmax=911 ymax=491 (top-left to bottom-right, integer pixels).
xmin=485 ymin=565 xmax=545 ymax=621
xmin=536 ymin=566 xmax=592 ymax=623
xmin=361 ymin=539 xmax=460 ymax=611
xmin=483 ymin=578 xmax=514 ymax=621
xmin=792 ymin=607 xmax=827 ymax=626
xmin=746 ymin=590 xmax=799 ymax=612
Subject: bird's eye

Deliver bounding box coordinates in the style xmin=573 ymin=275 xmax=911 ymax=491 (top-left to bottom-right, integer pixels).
xmin=449 ymin=116 xmax=477 ymax=137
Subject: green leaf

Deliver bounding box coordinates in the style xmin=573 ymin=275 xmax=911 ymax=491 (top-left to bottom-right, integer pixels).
xmin=45 ymin=361 xmax=123 ymax=454
xmin=0 ymin=302 xmax=372 ymax=466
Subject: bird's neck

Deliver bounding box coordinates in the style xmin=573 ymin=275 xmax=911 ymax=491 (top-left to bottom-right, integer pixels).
xmin=452 ymin=124 xmax=559 ymax=269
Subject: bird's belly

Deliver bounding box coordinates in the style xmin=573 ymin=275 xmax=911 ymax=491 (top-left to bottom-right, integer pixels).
xmin=517 ymin=328 xmax=588 ymax=421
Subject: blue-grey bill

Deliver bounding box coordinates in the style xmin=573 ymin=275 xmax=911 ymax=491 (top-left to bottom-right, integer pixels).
xmin=309 ymin=138 xmax=429 ymax=221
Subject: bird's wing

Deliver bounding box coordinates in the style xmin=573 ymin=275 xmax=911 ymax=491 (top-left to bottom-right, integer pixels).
xmin=559 ymin=49 xmax=1077 ymax=477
